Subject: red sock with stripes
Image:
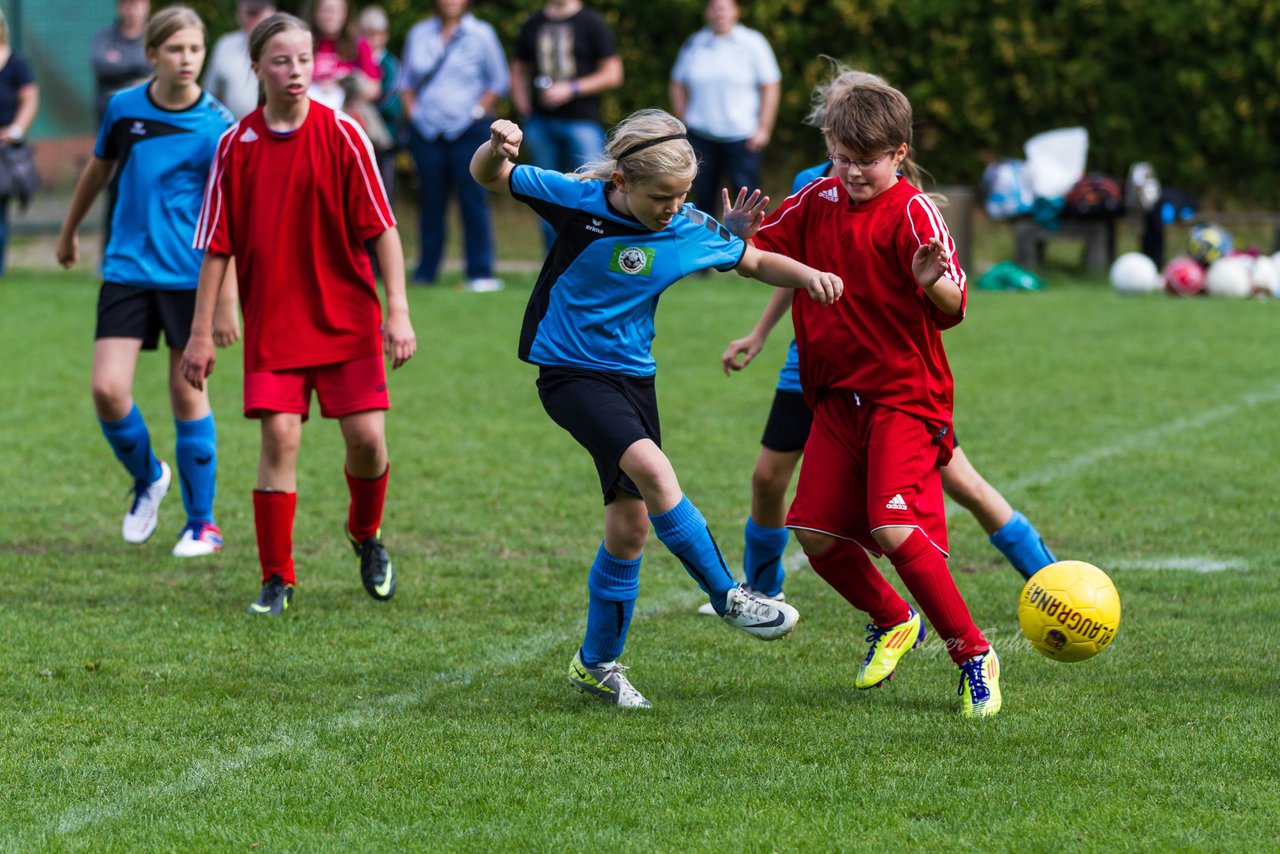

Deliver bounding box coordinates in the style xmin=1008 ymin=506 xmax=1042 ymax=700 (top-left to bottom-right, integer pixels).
xmin=888 ymin=529 xmax=989 ymax=663
xmin=253 ymin=489 xmax=296 ymax=585
xmin=806 ymin=537 xmax=911 ymax=627
xmin=346 ymin=465 xmax=388 ymax=542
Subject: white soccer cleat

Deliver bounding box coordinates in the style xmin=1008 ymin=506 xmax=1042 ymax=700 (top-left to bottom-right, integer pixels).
xmin=567 ymin=651 xmax=652 ymax=709
xmin=122 ymin=460 xmax=171 ymax=544
xmin=172 ymin=521 xmax=223 ymax=557
xmin=720 ymin=585 xmax=798 ymax=640
xmin=697 ymin=585 xmax=784 ymax=616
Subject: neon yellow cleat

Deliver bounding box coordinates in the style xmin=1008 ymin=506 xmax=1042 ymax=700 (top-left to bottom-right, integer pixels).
xmin=958 ymin=649 xmax=1002 ymax=717
xmin=855 ymin=607 xmax=926 ymax=689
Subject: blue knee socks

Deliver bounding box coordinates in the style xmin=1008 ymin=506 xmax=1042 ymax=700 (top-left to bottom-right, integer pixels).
xmin=100 ymin=404 xmax=162 ymax=485
xmin=744 ymin=517 xmax=790 ymax=597
xmin=990 ymin=510 xmax=1057 ymax=579
xmin=175 ymin=414 xmax=217 ymax=525
xmin=649 ymin=496 xmax=736 ymax=613
xmin=581 ymin=543 xmax=641 ymax=668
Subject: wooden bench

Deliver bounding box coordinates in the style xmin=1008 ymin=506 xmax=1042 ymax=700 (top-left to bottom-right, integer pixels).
xmin=1013 ymin=217 xmax=1116 ymax=273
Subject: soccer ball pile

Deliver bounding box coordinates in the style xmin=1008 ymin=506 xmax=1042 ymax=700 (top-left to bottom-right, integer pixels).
xmin=1148 ymin=223 xmax=1280 ymax=299
xmin=1018 ymin=560 xmax=1121 ymax=662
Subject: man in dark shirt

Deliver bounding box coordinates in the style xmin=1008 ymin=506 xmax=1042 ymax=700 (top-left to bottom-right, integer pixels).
xmin=91 ymin=0 xmax=151 ymax=123
xmin=511 ymin=0 xmax=623 ymax=250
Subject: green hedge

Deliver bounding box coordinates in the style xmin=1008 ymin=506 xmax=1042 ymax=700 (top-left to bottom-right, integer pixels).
xmin=191 ymin=0 xmax=1280 ymax=203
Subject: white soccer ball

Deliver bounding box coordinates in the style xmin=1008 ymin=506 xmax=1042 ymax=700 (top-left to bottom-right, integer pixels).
xmin=1250 ymin=255 xmax=1278 ymax=296
xmin=1109 ymin=252 xmax=1161 ymax=294
xmin=1204 ymin=256 xmax=1253 ymax=299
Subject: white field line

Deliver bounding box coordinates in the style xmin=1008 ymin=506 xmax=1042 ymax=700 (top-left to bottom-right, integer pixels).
xmin=5 ymin=586 xmax=702 ymax=848
xmin=1109 ymin=556 xmax=1248 ymax=573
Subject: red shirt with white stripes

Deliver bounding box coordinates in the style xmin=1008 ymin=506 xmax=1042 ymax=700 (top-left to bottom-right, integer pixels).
xmin=753 ymin=176 xmax=967 ymax=425
xmin=194 ymin=101 xmax=395 ymax=372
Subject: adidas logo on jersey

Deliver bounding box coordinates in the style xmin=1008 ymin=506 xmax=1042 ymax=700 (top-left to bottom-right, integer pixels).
xmin=885 ymin=494 xmax=909 ymax=511
xmin=130 ymin=121 xmax=146 ymax=136
xmin=240 ymin=128 xmax=259 ymax=143
xmin=819 ymin=187 xmax=840 ymax=203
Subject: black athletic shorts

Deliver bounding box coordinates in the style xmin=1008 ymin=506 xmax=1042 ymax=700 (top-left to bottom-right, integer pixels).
xmin=760 ymin=389 xmax=814 ymax=453
xmin=759 ymin=388 xmax=962 ymax=454
xmin=95 ymin=282 xmax=198 ymax=350
xmin=537 ymin=366 xmax=662 ymax=504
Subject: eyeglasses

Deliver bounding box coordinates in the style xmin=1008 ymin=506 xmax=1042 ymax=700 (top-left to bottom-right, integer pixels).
xmin=828 ymin=151 xmax=892 ymax=171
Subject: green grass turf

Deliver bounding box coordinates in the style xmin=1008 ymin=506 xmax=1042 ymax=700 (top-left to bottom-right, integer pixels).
xmin=2 ymin=266 xmax=1279 ymax=851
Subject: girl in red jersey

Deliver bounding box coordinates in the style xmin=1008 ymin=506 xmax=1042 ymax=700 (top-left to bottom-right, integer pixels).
xmin=181 ymin=12 xmax=416 ymax=615
xmin=726 ymin=78 xmax=1002 ymax=716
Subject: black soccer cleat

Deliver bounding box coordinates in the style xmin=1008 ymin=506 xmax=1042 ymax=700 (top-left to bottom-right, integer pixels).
xmin=248 ymin=574 xmax=293 ymax=616
xmin=347 ymin=526 xmax=396 ymax=601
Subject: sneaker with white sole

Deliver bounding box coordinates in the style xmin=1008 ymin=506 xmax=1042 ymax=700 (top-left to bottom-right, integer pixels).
xmin=463 ymin=277 xmax=505 ymax=293
xmin=720 ymin=585 xmax=798 ymax=640
xmin=697 ymin=585 xmax=784 ymax=616
xmin=122 ymin=460 xmax=171 ymax=544
xmin=958 ymin=649 xmax=1002 ymax=717
xmin=172 ymin=521 xmax=223 ymax=557
xmin=567 ymin=650 xmax=651 ymax=708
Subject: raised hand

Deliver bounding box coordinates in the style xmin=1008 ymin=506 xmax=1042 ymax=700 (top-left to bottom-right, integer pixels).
xmin=721 ymin=186 xmax=770 ymax=240
xmin=912 ymin=237 xmax=951 ymax=289
xmin=489 ymin=120 xmax=523 ymax=160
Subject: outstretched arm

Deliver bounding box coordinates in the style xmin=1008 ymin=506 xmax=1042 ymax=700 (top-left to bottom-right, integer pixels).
xmin=736 ymin=244 xmax=842 ymax=306
xmin=470 ymin=119 xmax=522 ymax=195
xmin=721 ymin=286 xmax=793 ymax=376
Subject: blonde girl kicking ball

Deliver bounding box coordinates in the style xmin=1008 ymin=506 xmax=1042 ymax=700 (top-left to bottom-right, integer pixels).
xmin=182 ymin=12 xmax=416 ymax=615
xmin=471 ymin=110 xmax=842 ymax=708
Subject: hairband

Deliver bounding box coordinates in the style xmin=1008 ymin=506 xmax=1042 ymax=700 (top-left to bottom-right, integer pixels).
xmin=617 ymin=133 xmax=688 ymax=161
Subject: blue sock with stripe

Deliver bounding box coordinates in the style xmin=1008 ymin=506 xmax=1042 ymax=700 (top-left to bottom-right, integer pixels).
xmin=990 ymin=510 xmax=1057 ymax=580
xmin=744 ymin=516 xmax=790 ymax=597
xmin=175 ymin=414 xmax=217 ymax=525
xmin=580 ymin=543 xmax=641 ymax=668
xmin=100 ymin=404 xmax=162 ymax=485
xmin=649 ymin=496 xmax=736 ymax=614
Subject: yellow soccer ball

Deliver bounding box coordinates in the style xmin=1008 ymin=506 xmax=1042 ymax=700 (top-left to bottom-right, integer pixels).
xmin=1018 ymin=561 xmax=1121 ymax=662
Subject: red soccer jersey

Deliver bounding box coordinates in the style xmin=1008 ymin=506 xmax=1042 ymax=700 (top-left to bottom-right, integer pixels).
xmin=754 ymin=176 xmax=967 ymax=425
xmin=194 ymin=101 xmax=395 ymax=372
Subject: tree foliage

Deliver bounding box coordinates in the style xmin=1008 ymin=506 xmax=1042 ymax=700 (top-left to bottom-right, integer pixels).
xmin=194 ymin=0 xmax=1280 ymax=202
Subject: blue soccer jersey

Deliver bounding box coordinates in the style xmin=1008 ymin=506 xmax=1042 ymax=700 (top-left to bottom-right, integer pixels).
xmin=510 ymin=164 xmax=746 ymax=377
xmin=95 ymin=82 xmax=233 ymax=289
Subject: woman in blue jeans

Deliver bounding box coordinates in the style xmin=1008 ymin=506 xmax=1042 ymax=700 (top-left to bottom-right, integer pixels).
xmin=399 ymin=0 xmax=508 ymax=291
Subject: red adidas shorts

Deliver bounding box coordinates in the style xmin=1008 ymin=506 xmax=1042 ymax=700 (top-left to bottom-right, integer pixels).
xmin=244 ymin=353 xmax=389 ymax=420
xmin=787 ymin=393 xmax=951 ymax=556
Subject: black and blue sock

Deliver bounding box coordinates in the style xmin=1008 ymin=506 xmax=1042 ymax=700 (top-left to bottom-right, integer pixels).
xmin=175 ymin=414 xmax=217 ymax=526
xmin=580 ymin=542 xmax=641 ymax=668
xmin=990 ymin=510 xmax=1057 ymax=579
xmin=100 ymin=403 xmax=162 ymax=485
xmin=744 ymin=516 xmax=789 ymax=597
xmin=649 ymin=496 xmax=736 ymax=614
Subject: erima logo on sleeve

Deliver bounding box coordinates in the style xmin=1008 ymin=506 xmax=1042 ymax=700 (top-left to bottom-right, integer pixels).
xmin=610 ymin=246 xmax=655 ymax=276
xmin=130 ymin=121 xmax=147 ymax=136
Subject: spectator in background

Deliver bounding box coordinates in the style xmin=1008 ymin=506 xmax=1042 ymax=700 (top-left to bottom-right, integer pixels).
xmin=305 ymin=0 xmax=380 ymax=113
xmin=204 ymin=0 xmax=276 ymax=120
xmin=92 ymin=0 xmax=152 ymax=123
xmin=0 ymin=7 xmax=39 ymax=277
xmin=399 ymin=0 xmax=507 ymax=291
xmin=511 ymin=0 xmax=622 ymax=251
xmin=359 ymin=5 xmax=402 ymax=195
xmin=669 ymin=0 xmax=779 ymax=216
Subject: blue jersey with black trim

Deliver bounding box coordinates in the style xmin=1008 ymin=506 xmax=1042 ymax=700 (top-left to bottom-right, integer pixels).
xmin=95 ymin=82 xmax=233 ymax=289
xmin=510 ymin=164 xmax=746 ymax=377
xmin=772 ymin=162 xmax=829 ymax=392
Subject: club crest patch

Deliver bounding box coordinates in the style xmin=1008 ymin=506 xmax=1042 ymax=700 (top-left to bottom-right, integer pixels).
xmin=610 ymin=245 xmax=655 ymax=276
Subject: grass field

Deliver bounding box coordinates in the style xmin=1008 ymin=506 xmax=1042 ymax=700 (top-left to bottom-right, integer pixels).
xmin=3 ymin=262 xmax=1279 ymax=851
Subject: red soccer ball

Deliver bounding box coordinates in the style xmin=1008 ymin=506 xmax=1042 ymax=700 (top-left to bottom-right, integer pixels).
xmin=1163 ymin=255 xmax=1206 ymax=296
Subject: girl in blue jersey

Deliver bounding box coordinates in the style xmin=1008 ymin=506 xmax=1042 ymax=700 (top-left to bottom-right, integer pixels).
xmin=713 ymin=63 xmax=1056 ymax=612
xmin=56 ymin=7 xmax=236 ymax=557
xmin=471 ymin=109 xmax=842 ymax=708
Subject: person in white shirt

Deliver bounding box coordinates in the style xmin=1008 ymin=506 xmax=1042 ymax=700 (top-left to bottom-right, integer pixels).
xmin=203 ymin=0 xmax=276 ymax=119
xmin=669 ymin=0 xmax=780 ymax=216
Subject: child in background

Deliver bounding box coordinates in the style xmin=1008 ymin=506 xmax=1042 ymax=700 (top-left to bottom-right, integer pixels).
xmin=727 ymin=78 xmax=1003 ymax=716
xmin=57 ymin=6 xmax=235 ymax=557
xmin=182 ymin=12 xmax=416 ymax=615
xmin=709 ymin=63 xmax=1054 ymax=618
xmin=471 ymin=109 xmax=842 ymax=708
